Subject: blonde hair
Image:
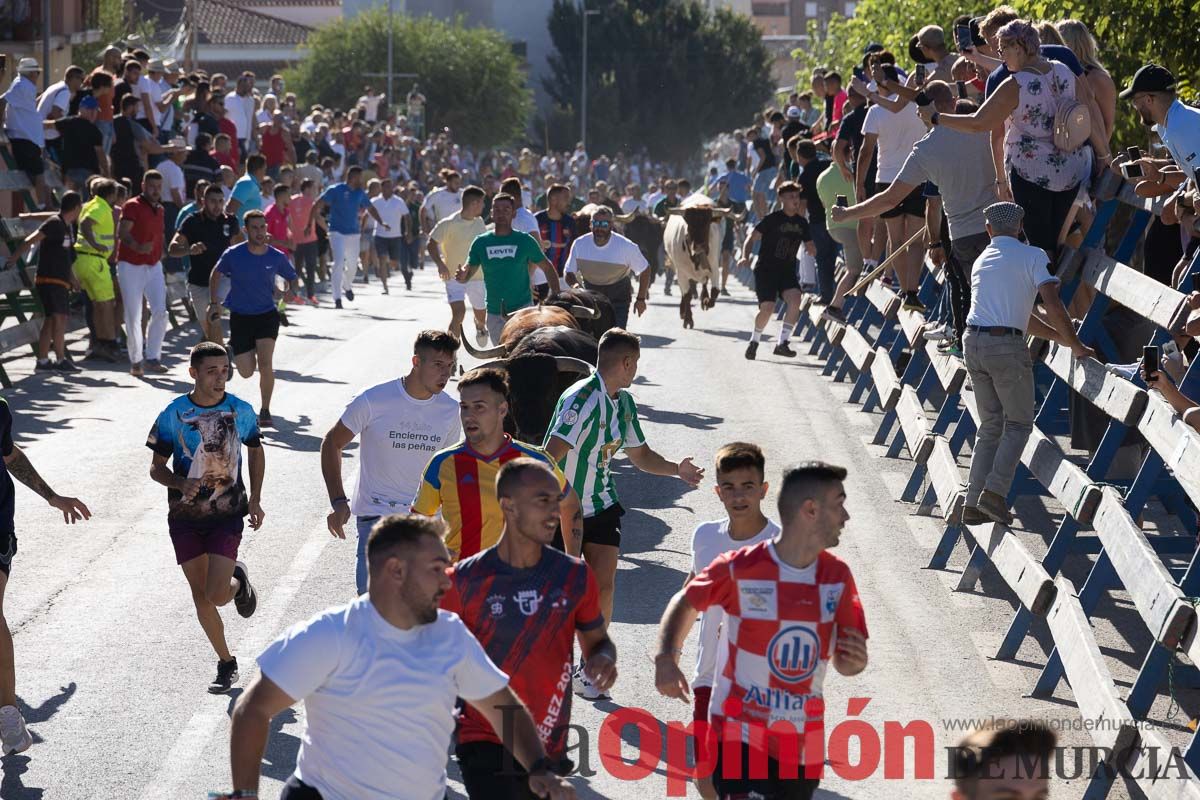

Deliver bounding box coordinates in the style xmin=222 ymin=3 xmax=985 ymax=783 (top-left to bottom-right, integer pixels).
xmin=980 ymin=5 xmax=1019 ymax=40
xmin=1056 ymin=19 xmax=1104 ymax=72
xmin=1034 ymin=21 xmax=1064 ymax=45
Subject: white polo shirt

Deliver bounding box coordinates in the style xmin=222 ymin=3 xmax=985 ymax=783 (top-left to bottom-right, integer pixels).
xmin=565 ymin=231 xmax=648 ymax=286
xmin=966 ymin=235 xmax=1059 ymax=332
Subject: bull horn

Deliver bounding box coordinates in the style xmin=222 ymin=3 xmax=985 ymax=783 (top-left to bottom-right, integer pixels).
xmin=554 ymin=356 xmax=593 ymax=375
xmin=475 ymin=359 xmax=509 ymax=372
xmin=665 ymin=207 xmax=685 ymax=216
xmin=461 ymin=335 xmax=509 ymax=359
xmin=570 ymin=304 xmax=599 ymax=319
xmin=614 ymin=211 xmax=637 ymax=223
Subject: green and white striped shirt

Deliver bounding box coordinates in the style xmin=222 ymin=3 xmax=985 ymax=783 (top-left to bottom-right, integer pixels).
xmin=544 ymin=371 xmax=646 ymax=516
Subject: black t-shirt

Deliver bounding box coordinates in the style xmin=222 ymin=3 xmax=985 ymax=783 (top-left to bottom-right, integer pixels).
xmin=294 ymin=137 xmax=313 ymax=165
xmin=112 ymin=115 xmax=146 ymax=177
xmin=54 ymin=116 xmax=102 ymax=173
xmin=35 ymin=215 xmax=75 ymax=283
xmin=797 ymin=155 xmax=830 ymax=223
xmin=754 ymin=210 xmax=811 ymax=271
xmin=179 ymin=212 xmax=240 ymax=286
xmin=183 ymin=150 xmax=221 ymax=196
xmin=113 ymin=80 xmax=137 ymax=114
xmin=192 ymin=110 xmax=220 ymax=141
xmin=752 ymin=137 xmax=776 ymax=172
xmin=779 ymin=120 xmax=807 ymax=174
xmin=0 ymin=399 xmax=14 ymax=534
xmin=836 ymin=104 xmax=867 ymax=165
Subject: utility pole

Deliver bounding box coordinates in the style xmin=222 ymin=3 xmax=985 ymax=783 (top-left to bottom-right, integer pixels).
xmin=387 ymin=0 xmax=395 ymax=107
xmin=41 ymin=0 xmax=51 ymax=91
xmin=579 ymin=3 xmax=599 ymax=152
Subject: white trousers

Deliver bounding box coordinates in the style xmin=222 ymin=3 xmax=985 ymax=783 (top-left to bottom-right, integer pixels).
xmin=329 ymin=232 xmax=360 ymax=301
xmin=117 ymin=260 xmax=167 ymax=364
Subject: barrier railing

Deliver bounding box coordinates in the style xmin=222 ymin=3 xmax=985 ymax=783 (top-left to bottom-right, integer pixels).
xmin=787 ymin=168 xmax=1200 ymax=797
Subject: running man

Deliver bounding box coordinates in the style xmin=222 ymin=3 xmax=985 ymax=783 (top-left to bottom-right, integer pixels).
xmin=685 ymin=443 xmax=779 ymax=800
xmin=455 ymin=193 xmax=559 ymax=345
xmin=147 ymin=341 xmax=265 ymax=694
xmin=429 ymin=185 xmax=487 ymax=347
xmin=169 ymin=182 xmax=242 ymax=346
xmin=563 ymin=205 xmax=650 ymax=329
xmin=306 ymin=165 xmax=389 ymax=309
xmin=222 ymin=515 xmax=576 ymax=800
xmin=413 ymin=368 xmax=583 ymax=561
xmin=655 ymin=462 xmax=868 ymax=800
xmin=321 ymin=330 xmax=462 ymax=594
xmin=542 ymin=329 xmax=703 ymax=699
xmin=210 ymin=210 xmax=297 ymax=428
xmin=0 ymin=397 xmax=90 ymax=755
xmin=443 ymin=458 xmax=616 ymax=799
xmin=738 ymin=181 xmax=816 ymax=361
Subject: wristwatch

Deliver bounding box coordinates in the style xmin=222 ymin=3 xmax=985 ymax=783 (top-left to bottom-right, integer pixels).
xmin=330 ymin=496 xmax=349 ymax=509
xmin=927 ymin=241 xmax=944 ymax=250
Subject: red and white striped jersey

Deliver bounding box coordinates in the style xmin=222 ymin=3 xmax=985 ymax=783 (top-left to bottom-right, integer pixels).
xmin=684 ymin=540 xmax=867 ymax=758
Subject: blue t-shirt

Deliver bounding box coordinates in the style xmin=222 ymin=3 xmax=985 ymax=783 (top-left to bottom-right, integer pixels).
xmin=319 ymin=183 xmax=371 ymax=235
xmin=229 ymin=174 xmax=261 ymax=223
xmin=984 ymin=45 xmax=1084 ymax=97
xmin=725 ymin=170 xmax=752 ymax=204
xmin=215 ymin=242 xmax=298 ymax=315
xmin=145 ymin=392 xmax=261 ymax=524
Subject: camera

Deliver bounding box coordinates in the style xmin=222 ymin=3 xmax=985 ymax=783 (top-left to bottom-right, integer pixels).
xmin=914 ymin=63 xmax=926 ymax=85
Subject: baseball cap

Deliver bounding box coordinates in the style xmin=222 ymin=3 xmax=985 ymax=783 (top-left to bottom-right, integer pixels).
xmin=862 ymin=42 xmax=884 ymax=55
xmin=79 ymin=95 xmax=100 ymax=110
xmin=786 ymin=106 xmax=802 ymax=119
xmin=908 ymin=36 xmax=933 ymax=65
xmin=1120 ymin=64 xmax=1176 ymax=99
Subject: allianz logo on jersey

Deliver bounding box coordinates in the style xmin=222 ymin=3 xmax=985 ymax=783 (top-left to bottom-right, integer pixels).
xmin=485 ymin=245 xmax=519 ymax=259
xmin=742 ymin=685 xmax=819 ymax=712
xmin=768 ymin=625 xmax=821 ymax=684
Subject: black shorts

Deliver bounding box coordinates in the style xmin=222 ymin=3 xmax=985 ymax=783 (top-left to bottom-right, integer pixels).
xmin=279 ymin=775 xmax=324 ymax=800
xmin=9 ymin=138 xmax=45 ymax=178
xmin=722 ymin=220 xmax=735 ymax=253
xmin=876 ymin=182 xmax=925 ymax=218
xmin=229 ymin=310 xmax=280 ymax=356
xmin=456 ymin=741 xmax=537 ymax=800
xmin=36 ymin=283 xmax=70 ymax=315
xmin=374 ymin=235 xmax=403 ymax=261
xmin=754 ymin=260 xmax=800 ymax=303
xmin=713 ymin=742 xmax=820 ymax=800
xmin=0 ymin=531 xmax=16 ymax=576
xmin=583 ymin=503 xmax=624 ymax=548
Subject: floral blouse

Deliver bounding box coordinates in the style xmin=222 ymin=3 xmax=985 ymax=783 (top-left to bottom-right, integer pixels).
xmin=1004 ymin=62 xmax=1090 ymax=192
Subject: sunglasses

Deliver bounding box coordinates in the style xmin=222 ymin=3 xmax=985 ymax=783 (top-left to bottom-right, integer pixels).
xmin=592 ymin=220 xmax=612 ymax=228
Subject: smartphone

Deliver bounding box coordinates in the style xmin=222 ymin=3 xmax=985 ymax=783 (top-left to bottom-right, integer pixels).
xmin=956 ymin=80 xmax=968 ymax=99
xmin=955 ymin=25 xmax=973 ymax=52
xmin=1127 ymin=146 xmax=1142 ymax=161
xmin=853 ymin=66 xmax=866 ymax=83
xmin=914 ymin=63 xmax=927 ymax=84
xmin=836 ymin=194 xmax=849 ymax=207
xmin=1143 ymin=345 xmax=1160 ymax=378
xmin=1122 ymin=161 xmax=1144 ymax=179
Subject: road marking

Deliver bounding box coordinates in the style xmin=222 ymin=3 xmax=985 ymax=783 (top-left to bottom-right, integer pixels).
xmin=140 ymin=533 xmax=331 ymax=794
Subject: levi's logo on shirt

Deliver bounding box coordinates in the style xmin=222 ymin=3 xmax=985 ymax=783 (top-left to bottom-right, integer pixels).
xmin=485 ymin=245 xmax=519 ymax=259
xmin=737 ymin=580 xmax=778 ymax=619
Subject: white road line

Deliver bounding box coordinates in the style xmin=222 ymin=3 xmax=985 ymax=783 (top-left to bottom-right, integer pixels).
xmin=140 ymin=533 xmax=331 ymax=794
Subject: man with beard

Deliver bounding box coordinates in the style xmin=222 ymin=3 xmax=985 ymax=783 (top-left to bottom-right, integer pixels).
xmin=222 ymin=515 xmax=576 ymax=800
xmin=1116 ymin=64 xmax=1200 ymax=188
xmin=563 ymin=205 xmax=650 ymax=329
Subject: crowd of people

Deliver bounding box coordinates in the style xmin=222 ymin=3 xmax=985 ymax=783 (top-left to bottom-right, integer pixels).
xmin=1 ymin=7 xmax=1200 ymax=799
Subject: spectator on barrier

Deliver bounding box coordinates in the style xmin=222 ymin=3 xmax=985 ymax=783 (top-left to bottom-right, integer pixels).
xmin=112 ymin=94 xmax=167 ymax=192
xmin=932 ymin=20 xmax=1106 ymax=262
xmin=117 ymin=170 xmax=170 ymax=377
xmin=961 ymin=202 xmax=1094 ymax=526
xmin=790 ymin=138 xmax=839 ymax=304
xmin=815 ymin=148 xmax=860 ymax=325
xmin=38 ymin=65 xmax=85 ymax=165
xmin=1 ymin=58 xmax=51 ymax=208
xmin=50 ymin=94 xmax=107 ymax=199
xmin=1116 ymin=65 xmax=1200 ymax=189
xmin=5 ymin=192 xmax=83 ymax=372
xmin=950 ymin=719 xmax=1056 ymax=800
xmin=1056 ymin=20 xmax=1117 ymax=140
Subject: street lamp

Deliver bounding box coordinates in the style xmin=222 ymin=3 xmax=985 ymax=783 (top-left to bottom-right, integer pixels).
xmin=579 ymin=3 xmax=600 ymax=153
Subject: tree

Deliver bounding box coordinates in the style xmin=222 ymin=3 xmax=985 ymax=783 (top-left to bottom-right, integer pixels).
xmin=544 ymin=0 xmax=773 ymax=162
xmin=72 ymin=0 xmax=159 ymax=68
xmin=794 ymin=0 xmax=1198 ymax=147
xmin=285 ymin=10 xmax=533 ymax=149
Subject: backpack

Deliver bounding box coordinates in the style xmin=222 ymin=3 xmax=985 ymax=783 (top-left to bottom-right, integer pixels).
xmin=1045 ymin=64 xmax=1092 ymax=152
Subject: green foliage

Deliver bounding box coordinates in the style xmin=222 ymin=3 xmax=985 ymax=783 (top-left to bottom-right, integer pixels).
xmin=544 ymin=0 xmax=774 ymax=161
xmin=284 ymin=10 xmax=533 ymax=149
xmin=72 ymin=0 xmax=159 ymax=67
xmin=795 ymin=0 xmax=1200 ymax=148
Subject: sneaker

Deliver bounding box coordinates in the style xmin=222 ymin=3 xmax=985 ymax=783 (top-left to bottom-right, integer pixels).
xmin=745 ymin=341 xmax=758 ymax=360
xmin=978 ymin=490 xmax=1014 ymax=526
xmin=35 ymin=359 xmax=55 ymax=372
xmin=961 ymin=506 xmax=990 ymax=526
xmin=344 ymin=288 xmax=355 ymax=302
xmin=405 ymin=279 xmax=412 ymax=291
xmin=901 ymin=293 xmax=927 ymax=313
xmin=572 ymin=663 xmax=611 ymax=701
xmin=923 ymin=323 xmax=954 ymax=342
xmin=208 ymin=657 xmax=239 ymax=694
xmin=941 ymin=343 xmax=963 ymax=358
xmin=821 ymin=306 xmax=848 ymax=325
xmin=54 ymin=358 xmax=81 ymax=373
xmin=721 ymin=287 xmax=730 ymax=296
xmin=145 ymin=359 xmax=168 ymax=374
xmin=382 ymin=285 xmax=390 ymax=295
xmin=308 ymin=296 xmax=319 ymax=307
xmin=1104 ymin=361 xmax=1140 ymax=381
xmin=475 ymin=327 xmax=488 ymax=347
xmin=258 ymin=410 xmax=273 ymax=428
xmin=335 ymin=299 xmax=343 ymax=309
xmin=278 ymin=311 xmax=290 ymax=328
xmin=232 ymin=561 xmax=258 ymax=618
xmin=773 ymin=342 xmax=797 ymax=357
xmin=130 ymin=361 xmax=144 ymax=377
xmin=0 ymin=705 xmax=33 ymax=755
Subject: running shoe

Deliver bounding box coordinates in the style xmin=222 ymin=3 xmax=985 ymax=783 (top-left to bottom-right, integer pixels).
xmin=0 ymin=705 xmax=32 ymax=755
xmin=940 ymin=343 xmax=963 ymax=358
xmin=475 ymin=327 xmax=488 ymax=347
xmin=382 ymin=285 xmax=389 ymax=295
xmin=773 ymin=342 xmax=797 ymax=357
xmin=721 ymin=287 xmax=730 ymax=296
xmin=208 ymin=657 xmax=239 ymax=694
xmin=308 ymin=296 xmax=319 ymax=307
xmin=572 ymin=663 xmax=611 ymax=701
xmin=821 ymin=306 xmax=848 ymax=325
xmin=978 ymin=491 xmax=1014 ymax=526
xmin=922 ymin=323 xmax=954 ymax=342
xmin=344 ymin=288 xmax=355 ymax=302
xmin=335 ymin=300 xmax=343 ymax=309
xmin=233 ymin=561 xmax=258 ymax=618
xmin=744 ymin=341 xmax=758 ymax=360
xmin=258 ymin=410 xmax=273 ymax=429
xmin=145 ymin=359 xmax=168 ymax=374
xmin=35 ymin=359 xmax=55 ymax=372
xmin=55 ymin=358 xmax=81 ymax=373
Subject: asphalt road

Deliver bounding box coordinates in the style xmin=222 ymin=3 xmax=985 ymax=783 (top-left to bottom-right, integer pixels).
xmin=0 ymin=263 xmax=1162 ymax=799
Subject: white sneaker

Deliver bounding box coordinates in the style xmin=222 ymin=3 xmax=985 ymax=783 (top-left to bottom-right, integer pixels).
xmin=572 ymin=663 xmax=611 ymax=701
xmin=923 ymin=323 xmax=953 ymax=342
xmin=0 ymin=704 xmax=32 ymax=755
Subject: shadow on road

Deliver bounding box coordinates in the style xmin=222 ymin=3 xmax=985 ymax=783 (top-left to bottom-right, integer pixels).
xmin=264 ymin=414 xmax=323 ymax=453
xmin=0 ymin=684 xmax=78 ymax=799
xmin=637 ymin=403 xmax=723 ymax=431
xmin=612 ymin=553 xmax=688 ymax=625
xmin=274 ymin=369 xmax=347 ymax=386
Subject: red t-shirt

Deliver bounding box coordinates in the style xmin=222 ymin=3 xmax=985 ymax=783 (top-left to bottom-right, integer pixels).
xmin=260 ymin=128 xmax=287 ymax=167
xmin=212 ymin=149 xmax=237 ymax=171
xmin=116 ymin=195 xmax=165 ymax=265
xmin=441 ymin=547 xmax=604 ymax=759
xmin=218 ymin=118 xmax=240 ymax=162
xmin=264 ymin=203 xmax=292 ymax=255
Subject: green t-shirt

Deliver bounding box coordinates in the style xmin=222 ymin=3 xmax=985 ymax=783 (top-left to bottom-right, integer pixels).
xmin=466 ymin=230 xmax=544 ymax=314
xmin=816 ymin=162 xmax=857 ymax=232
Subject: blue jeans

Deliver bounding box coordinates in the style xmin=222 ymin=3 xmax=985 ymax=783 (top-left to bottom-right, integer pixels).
xmin=355 ymin=515 xmax=380 ymax=594
xmin=809 ymin=217 xmax=838 ymax=303
xmin=97 ymin=120 xmax=114 ymax=154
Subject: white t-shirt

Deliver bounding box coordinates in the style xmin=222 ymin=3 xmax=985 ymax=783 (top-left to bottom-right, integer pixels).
xmin=144 ymin=78 xmax=165 ymax=127
xmin=690 ymin=518 xmax=780 ymax=688
xmin=340 ymin=378 xmax=461 ymax=517
xmin=861 ymin=99 xmax=928 ymax=184
xmin=513 ymin=206 xmax=549 ymax=286
xmin=620 ymin=197 xmax=646 ymax=214
xmin=37 ymin=81 xmax=71 ymax=141
xmin=370 ymin=195 xmax=408 ymax=239
xmin=565 ymin=232 xmax=648 ymax=286
xmin=258 ymin=600 xmax=508 ymax=800
xmin=421 ymin=187 xmax=462 ymax=224
xmin=966 ymin=235 xmax=1058 ymax=332
xmin=359 ymin=94 xmax=383 ymax=123
xmin=223 ymin=92 xmax=255 ymax=140
xmin=135 ymin=74 xmax=154 ymax=120
xmin=157 ymin=159 xmax=186 ymax=205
